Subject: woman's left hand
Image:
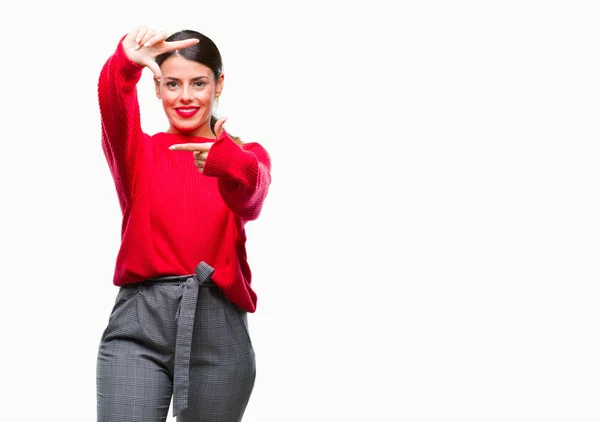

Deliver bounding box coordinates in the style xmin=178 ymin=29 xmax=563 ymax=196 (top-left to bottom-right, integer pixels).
xmin=169 ymin=118 xmax=227 ymax=173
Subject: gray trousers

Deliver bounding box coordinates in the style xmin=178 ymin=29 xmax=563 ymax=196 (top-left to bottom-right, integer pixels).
xmin=97 ymin=263 xmax=256 ymax=421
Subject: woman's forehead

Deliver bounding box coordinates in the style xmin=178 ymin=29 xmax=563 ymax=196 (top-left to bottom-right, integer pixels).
xmin=160 ymin=55 xmax=213 ymax=79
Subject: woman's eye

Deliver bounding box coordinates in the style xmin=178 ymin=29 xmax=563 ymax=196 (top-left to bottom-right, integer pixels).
xmin=194 ymin=81 xmax=206 ymax=88
xmin=166 ymin=81 xmax=178 ymax=88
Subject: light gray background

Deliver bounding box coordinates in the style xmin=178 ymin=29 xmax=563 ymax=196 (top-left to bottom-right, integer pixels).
xmin=1 ymin=0 xmax=598 ymax=421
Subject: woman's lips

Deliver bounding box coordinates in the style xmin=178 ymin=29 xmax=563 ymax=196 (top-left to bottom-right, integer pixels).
xmin=175 ymin=107 xmax=199 ymax=117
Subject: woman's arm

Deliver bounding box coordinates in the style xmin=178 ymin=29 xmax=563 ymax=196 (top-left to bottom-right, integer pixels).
xmin=98 ymin=36 xmax=145 ymax=209
xmin=98 ymin=27 xmax=200 ymax=210
xmin=202 ymin=133 xmax=272 ymax=221
xmin=167 ymin=128 xmax=272 ymax=221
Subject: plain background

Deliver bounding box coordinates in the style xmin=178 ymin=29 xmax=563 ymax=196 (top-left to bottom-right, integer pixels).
xmin=1 ymin=0 xmax=599 ymax=421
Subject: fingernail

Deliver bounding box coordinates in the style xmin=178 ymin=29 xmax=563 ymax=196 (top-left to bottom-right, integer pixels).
xmin=144 ymin=41 xmax=151 ymax=47
xmin=133 ymin=45 xmax=140 ymax=51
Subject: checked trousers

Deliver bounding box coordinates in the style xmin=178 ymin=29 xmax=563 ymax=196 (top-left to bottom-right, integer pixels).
xmin=96 ymin=263 xmax=256 ymax=421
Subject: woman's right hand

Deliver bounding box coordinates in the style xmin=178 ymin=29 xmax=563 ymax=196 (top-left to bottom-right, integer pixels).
xmin=122 ymin=26 xmax=199 ymax=80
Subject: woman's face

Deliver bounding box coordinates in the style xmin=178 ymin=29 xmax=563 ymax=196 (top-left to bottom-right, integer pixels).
xmin=155 ymin=54 xmax=224 ymax=138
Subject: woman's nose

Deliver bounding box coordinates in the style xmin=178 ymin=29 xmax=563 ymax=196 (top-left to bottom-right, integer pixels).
xmin=181 ymin=85 xmax=193 ymax=102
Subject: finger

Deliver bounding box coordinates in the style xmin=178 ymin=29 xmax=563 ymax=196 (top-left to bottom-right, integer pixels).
xmin=133 ymin=26 xmax=150 ymax=50
xmin=194 ymin=158 xmax=208 ymax=168
xmin=162 ymin=38 xmax=200 ymax=53
xmin=142 ymin=31 xmax=166 ymax=48
xmin=135 ymin=26 xmax=148 ymax=44
xmin=134 ymin=28 xmax=161 ymax=51
xmin=126 ymin=27 xmax=144 ymax=51
xmin=169 ymin=142 xmax=213 ymax=151
xmin=194 ymin=155 xmax=206 ymax=167
xmin=193 ymin=151 xmax=209 ymax=160
xmin=146 ymin=60 xmax=163 ymax=80
xmin=123 ymin=29 xmax=139 ymax=48
xmin=214 ymin=117 xmax=227 ymax=138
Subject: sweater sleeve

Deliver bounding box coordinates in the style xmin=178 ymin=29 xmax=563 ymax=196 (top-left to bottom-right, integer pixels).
xmin=202 ymin=132 xmax=272 ymax=221
xmin=98 ymin=36 xmax=146 ymax=211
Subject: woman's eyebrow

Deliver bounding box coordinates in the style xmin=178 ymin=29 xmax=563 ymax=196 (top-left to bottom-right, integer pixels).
xmin=163 ymin=76 xmax=210 ymax=81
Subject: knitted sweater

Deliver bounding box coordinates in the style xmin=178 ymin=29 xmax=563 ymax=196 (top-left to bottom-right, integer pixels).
xmin=98 ymin=39 xmax=271 ymax=312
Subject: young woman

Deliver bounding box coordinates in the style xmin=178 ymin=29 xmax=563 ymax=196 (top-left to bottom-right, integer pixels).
xmin=96 ymin=26 xmax=271 ymax=421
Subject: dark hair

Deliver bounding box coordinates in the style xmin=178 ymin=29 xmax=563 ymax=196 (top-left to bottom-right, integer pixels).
xmin=156 ymin=30 xmax=239 ymax=142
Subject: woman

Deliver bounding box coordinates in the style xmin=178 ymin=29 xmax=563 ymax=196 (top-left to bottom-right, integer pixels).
xmin=96 ymin=26 xmax=271 ymax=421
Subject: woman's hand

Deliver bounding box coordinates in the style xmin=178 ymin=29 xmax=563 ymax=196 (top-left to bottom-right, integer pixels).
xmin=122 ymin=26 xmax=199 ymax=80
xmin=168 ymin=118 xmax=227 ymax=173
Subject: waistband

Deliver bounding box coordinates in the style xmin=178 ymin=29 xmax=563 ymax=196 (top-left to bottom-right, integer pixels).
xmin=143 ymin=273 xmax=216 ymax=287
xmin=143 ymin=262 xmax=216 ymax=416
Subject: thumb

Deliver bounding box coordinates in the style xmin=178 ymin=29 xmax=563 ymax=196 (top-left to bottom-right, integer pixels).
xmin=145 ymin=60 xmax=162 ymax=80
xmin=214 ymin=117 xmax=227 ymax=138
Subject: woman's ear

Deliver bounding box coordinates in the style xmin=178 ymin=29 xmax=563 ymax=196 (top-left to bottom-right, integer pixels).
xmin=215 ymin=73 xmax=225 ymax=98
xmin=154 ymin=78 xmax=161 ymax=99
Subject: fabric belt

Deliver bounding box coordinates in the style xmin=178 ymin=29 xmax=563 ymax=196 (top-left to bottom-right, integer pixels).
xmin=143 ymin=261 xmax=215 ymax=416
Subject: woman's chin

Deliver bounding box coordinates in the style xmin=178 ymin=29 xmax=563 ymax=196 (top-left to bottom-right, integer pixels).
xmin=171 ymin=121 xmax=211 ymax=137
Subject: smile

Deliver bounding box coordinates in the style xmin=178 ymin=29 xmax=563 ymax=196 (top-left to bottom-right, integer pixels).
xmin=175 ymin=107 xmax=200 ymax=117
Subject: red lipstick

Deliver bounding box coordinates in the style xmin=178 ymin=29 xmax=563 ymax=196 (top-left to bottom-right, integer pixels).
xmin=175 ymin=107 xmax=199 ymax=117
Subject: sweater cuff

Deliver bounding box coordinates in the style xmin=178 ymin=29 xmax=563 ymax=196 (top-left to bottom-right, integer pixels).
xmin=203 ymin=132 xmax=258 ymax=186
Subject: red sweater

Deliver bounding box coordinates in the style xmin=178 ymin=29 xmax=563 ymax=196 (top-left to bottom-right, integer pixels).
xmin=98 ymin=39 xmax=271 ymax=312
